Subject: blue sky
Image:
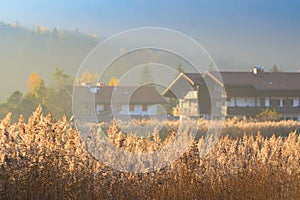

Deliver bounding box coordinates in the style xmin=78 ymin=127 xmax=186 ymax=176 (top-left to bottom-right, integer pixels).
xmin=0 ymin=0 xmax=300 ymax=71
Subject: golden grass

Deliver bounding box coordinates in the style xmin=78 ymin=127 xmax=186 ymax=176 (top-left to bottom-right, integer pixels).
xmin=0 ymin=107 xmax=299 ymax=199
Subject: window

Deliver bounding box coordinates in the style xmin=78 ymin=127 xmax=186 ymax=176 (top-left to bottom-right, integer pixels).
xmin=142 ymin=105 xmax=147 ymax=111
xmin=96 ymin=104 xmax=104 ymax=114
xmin=290 ymin=99 xmax=294 ymax=107
xmin=113 ymin=104 xmax=122 ymax=112
xmin=129 ymin=104 xmax=135 ymax=112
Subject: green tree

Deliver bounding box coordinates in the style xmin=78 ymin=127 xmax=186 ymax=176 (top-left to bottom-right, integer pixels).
xmin=139 ymin=65 xmax=153 ymax=85
xmin=77 ymin=69 xmax=99 ymax=85
xmin=255 ymin=109 xmax=280 ymax=122
xmin=208 ymin=62 xmax=214 ymax=72
xmin=47 ymin=68 xmax=73 ymax=119
xmin=54 ymin=68 xmax=73 ymax=88
xmin=44 ymin=88 xmax=72 ymax=120
xmin=27 ymin=72 xmax=42 ymax=93
xmin=0 ymin=68 xmax=74 ymax=122
xmin=54 ymin=67 xmax=73 ymax=97
xmin=176 ymin=63 xmax=184 ymax=74
xmin=270 ymin=65 xmax=281 ymax=72
xmin=7 ymin=90 xmax=23 ymax=109
xmin=0 ymin=104 xmax=10 ymax=120
xmin=15 ymin=93 xmax=40 ymax=121
xmin=33 ymin=79 xmax=47 ymax=100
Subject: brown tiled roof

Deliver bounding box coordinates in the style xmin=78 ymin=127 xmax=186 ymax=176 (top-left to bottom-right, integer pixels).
xmin=220 ymin=72 xmax=300 ymax=91
xmin=185 ymin=72 xmax=300 ymax=92
xmin=74 ymin=86 xmax=167 ymax=104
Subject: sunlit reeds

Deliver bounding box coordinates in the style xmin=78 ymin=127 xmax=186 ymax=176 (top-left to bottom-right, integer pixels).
xmin=0 ymin=107 xmax=299 ymax=199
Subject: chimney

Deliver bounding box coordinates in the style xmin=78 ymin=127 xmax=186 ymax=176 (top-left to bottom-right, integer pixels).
xmin=96 ymin=82 xmax=106 ymax=87
xmin=252 ymin=65 xmax=264 ymax=76
xmin=80 ymin=82 xmax=91 ymax=87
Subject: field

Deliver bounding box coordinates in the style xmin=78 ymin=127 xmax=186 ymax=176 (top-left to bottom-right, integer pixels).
xmin=0 ymin=107 xmax=300 ymax=199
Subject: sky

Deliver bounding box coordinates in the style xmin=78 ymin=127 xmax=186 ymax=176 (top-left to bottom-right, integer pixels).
xmin=0 ymin=0 xmax=300 ymax=71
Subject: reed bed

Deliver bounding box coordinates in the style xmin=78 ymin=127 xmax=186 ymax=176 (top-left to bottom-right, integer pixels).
xmin=0 ymin=107 xmax=299 ymax=199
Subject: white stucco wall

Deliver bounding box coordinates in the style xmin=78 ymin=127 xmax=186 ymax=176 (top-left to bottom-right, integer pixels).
xmin=226 ymin=97 xmax=256 ymax=107
xmin=226 ymin=98 xmax=235 ymax=107
xmin=117 ymin=104 xmax=157 ymax=116
xmin=148 ymin=105 xmax=158 ymax=115
xmin=256 ymin=97 xmax=269 ymax=107
xmin=96 ymin=104 xmax=104 ymax=114
xmin=292 ymin=98 xmax=300 ymax=106
xmin=235 ymin=97 xmax=256 ymax=107
xmin=227 ymin=97 xmax=300 ymax=108
xmin=184 ymin=91 xmax=197 ymax=99
xmin=116 ymin=105 xmax=128 ymax=115
xmin=265 ymin=98 xmax=270 ymax=107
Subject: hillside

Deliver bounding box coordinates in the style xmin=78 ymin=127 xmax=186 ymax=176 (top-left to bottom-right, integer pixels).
xmin=0 ymin=21 xmax=99 ymax=102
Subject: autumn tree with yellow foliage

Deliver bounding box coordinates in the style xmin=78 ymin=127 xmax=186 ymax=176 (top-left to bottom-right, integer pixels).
xmin=108 ymin=76 xmax=119 ymax=86
xmin=0 ymin=69 xmax=73 ymax=121
xmin=27 ymin=72 xmax=45 ymax=98
xmin=77 ymin=69 xmax=99 ymax=85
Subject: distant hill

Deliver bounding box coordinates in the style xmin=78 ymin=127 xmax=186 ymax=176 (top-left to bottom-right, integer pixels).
xmin=0 ymin=21 xmax=99 ymax=102
xmin=0 ymin=22 xmax=190 ymax=103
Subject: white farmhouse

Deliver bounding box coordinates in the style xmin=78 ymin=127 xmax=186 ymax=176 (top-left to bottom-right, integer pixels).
xmin=73 ymin=85 xmax=167 ymax=121
xmin=164 ymin=66 xmax=300 ymax=121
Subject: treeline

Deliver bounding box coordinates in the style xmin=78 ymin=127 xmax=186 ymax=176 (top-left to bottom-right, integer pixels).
xmin=0 ymin=21 xmax=98 ymax=102
xmin=0 ymin=68 xmax=72 ymax=122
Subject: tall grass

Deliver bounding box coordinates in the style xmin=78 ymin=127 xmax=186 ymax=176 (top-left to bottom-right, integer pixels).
xmin=0 ymin=107 xmax=299 ymax=199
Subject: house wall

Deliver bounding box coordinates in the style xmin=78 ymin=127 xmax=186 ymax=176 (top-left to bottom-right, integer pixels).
xmin=185 ymin=91 xmax=197 ymax=99
xmin=226 ymin=98 xmax=235 ymax=107
xmin=235 ymin=97 xmax=256 ymax=107
xmin=292 ymin=98 xmax=300 ymax=106
xmin=116 ymin=105 xmax=128 ymax=115
xmin=265 ymin=98 xmax=270 ymax=107
xmin=198 ymin=82 xmax=211 ymax=114
xmin=99 ymin=104 xmax=157 ymax=116
xmin=177 ymin=91 xmax=199 ymax=117
xmin=181 ymin=99 xmax=198 ymax=116
xmin=148 ymin=105 xmax=158 ymax=115
xmin=96 ymin=105 xmax=104 ymax=114
xmin=128 ymin=105 xmax=149 ymax=116
xmin=227 ymin=97 xmax=300 ymax=108
xmin=227 ymin=97 xmax=259 ymax=107
xmin=269 ymin=97 xmax=283 ymax=107
xmin=256 ymin=97 xmax=269 ymax=107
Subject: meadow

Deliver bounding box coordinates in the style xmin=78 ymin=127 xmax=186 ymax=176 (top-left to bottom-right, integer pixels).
xmin=0 ymin=107 xmax=299 ymax=199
